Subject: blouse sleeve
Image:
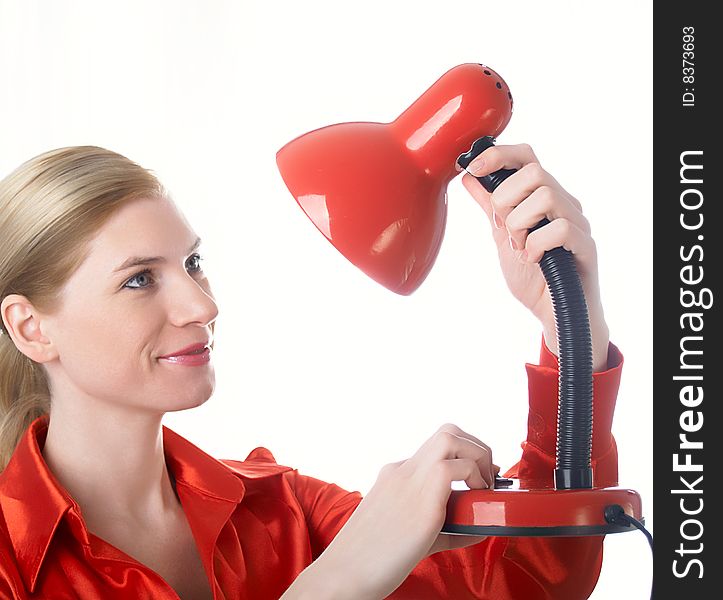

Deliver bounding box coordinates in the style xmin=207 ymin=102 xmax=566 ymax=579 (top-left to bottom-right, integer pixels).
xmin=282 ymin=470 xmax=363 ymax=561
xmin=284 ymin=337 xmax=624 ymax=599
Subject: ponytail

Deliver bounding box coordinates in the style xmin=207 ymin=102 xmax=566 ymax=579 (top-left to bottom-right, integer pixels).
xmin=0 ymin=145 xmax=165 ymax=471
xmin=0 ymin=330 xmax=50 ymax=470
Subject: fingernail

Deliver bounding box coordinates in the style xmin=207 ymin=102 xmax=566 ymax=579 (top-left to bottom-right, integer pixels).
xmin=493 ymin=211 xmax=504 ymax=229
xmin=468 ymin=158 xmax=485 ymax=174
xmin=509 ymin=236 xmax=518 ymax=251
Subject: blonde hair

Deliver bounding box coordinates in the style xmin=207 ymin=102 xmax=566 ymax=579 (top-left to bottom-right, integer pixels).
xmin=0 ymin=146 xmax=166 ymax=471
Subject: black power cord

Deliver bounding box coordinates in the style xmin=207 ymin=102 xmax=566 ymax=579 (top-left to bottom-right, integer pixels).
xmin=604 ymin=504 xmax=653 ymax=598
xmin=604 ymin=504 xmax=653 ymax=550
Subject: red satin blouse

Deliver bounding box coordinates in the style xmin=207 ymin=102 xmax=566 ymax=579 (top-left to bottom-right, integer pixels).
xmin=0 ymin=338 xmax=623 ymax=599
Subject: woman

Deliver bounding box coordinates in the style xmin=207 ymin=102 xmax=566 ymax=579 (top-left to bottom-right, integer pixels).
xmin=0 ymin=145 xmax=622 ymax=599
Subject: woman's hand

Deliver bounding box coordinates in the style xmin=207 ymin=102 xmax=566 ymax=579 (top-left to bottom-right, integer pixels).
xmin=284 ymin=423 xmax=496 ymax=599
xmin=460 ymin=143 xmax=610 ymax=371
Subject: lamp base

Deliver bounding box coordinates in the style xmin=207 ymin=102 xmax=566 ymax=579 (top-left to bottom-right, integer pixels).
xmin=443 ymin=479 xmax=643 ymax=537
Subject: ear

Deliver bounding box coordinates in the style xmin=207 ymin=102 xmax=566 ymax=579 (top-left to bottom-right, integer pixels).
xmin=0 ymin=294 xmax=58 ymax=363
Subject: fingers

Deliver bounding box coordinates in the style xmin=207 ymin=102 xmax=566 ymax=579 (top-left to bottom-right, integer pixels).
xmin=437 ymin=458 xmax=489 ymax=490
xmin=490 ymin=162 xmax=582 ymax=219
xmin=460 ymin=143 xmax=542 ymax=222
xmin=503 ymin=184 xmax=590 ymax=253
xmin=461 ymin=144 xmax=592 ymax=264
xmin=464 ymin=142 xmax=540 ymax=175
xmin=411 ymin=424 xmax=496 ymax=489
xmin=523 ymin=217 xmax=599 ymax=268
xmin=436 ymin=423 xmax=492 ymax=462
xmin=461 ymin=144 xmax=543 ymax=227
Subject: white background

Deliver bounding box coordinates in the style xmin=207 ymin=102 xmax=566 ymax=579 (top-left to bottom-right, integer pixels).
xmin=0 ymin=1 xmax=653 ymax=597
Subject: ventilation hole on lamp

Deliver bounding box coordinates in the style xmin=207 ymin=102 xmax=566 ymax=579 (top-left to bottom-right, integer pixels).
xmin=484 ymin=70 xmax=491 ymax=75
xmin=496 ymin=82 xmax=502 ymax=89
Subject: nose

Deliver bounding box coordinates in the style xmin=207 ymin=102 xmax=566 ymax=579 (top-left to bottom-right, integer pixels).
xmin=167 ymin=272 xmax=219 ymax=329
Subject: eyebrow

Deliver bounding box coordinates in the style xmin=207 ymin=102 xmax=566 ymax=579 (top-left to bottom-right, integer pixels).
xmin=113 ymin=237 xmax=202 ymax=273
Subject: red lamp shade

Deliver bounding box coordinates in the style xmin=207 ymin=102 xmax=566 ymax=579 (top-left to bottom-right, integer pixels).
xmin=276 ymin=63 xmax=513 ymax=295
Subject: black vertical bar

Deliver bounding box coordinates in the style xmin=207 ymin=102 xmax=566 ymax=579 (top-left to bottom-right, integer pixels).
xmin=654 ymin=3 xmax=719 ymax=597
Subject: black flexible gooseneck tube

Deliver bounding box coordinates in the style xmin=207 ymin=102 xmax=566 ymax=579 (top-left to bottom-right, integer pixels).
xmin=458 ymin=136 xmax=594 ymax=490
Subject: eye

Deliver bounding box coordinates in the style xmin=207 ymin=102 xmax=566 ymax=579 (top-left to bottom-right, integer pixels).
xmin=186 ymin=252 xmax=204 ymax=274
xmin=124 ymin=268 xmax=154 ymax=290
xmin=123 ymin=253 xmax=205 ymax=290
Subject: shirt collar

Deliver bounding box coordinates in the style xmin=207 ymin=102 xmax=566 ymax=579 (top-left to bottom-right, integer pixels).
xmin=0 ymin=414 xmax=291 ymax=593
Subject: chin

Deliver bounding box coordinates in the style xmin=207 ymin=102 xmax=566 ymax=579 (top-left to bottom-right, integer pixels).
xmin=175 ymin=398 xmax=211 ymax=412
xmin=164 ymin=393 xmax=212 ymax=413
xmin=161 ymin=378 xmax=215 ymax=412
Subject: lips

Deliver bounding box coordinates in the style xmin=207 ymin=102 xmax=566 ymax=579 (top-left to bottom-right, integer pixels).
xmin=158 ymin=342 xmax=210 ymax=359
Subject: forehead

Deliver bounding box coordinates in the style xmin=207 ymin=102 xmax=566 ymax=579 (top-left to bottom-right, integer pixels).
xmin=86 ymin=196 xmax=196 ymax=261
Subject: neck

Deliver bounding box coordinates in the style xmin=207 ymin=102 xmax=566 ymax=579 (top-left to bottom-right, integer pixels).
xmin=41 ymin=402 xmax=182 ymax=530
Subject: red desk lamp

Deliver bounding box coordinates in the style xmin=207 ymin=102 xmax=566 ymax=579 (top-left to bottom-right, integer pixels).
xmin=276 ymin=64 xmax=646 ymax=539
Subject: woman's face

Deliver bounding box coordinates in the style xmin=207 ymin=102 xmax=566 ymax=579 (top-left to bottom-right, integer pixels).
xmin=41 ymin=195 xmax=219 ymax=416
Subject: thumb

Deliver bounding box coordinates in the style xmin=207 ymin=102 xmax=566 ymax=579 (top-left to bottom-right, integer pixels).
xmin=430 ymin=532 xmax=487 ymax=555
xmin=461 ymin=173 xmax=494 ymax=226
xmin=461 ymin=174 xmax=510 ymax=253
xmin=446 ymin=534 xmax=488 ymax=551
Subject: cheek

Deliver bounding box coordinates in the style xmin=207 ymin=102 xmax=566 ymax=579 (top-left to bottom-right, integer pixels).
xmin=51 ymin=294 xmax=215 ymax=408
xmin=57 ymin=308 xmax=156 ymax=385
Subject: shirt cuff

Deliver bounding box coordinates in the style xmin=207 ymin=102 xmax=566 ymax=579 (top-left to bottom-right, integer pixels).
xmin=537 ymin=332 xmax=623 ymax=373
xmin=517 ymin=334 xmax=624 ymax=486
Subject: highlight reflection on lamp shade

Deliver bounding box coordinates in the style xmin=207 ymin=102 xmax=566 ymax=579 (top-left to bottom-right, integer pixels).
xmin=276 ymin=63 xmax=514 ymax=295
